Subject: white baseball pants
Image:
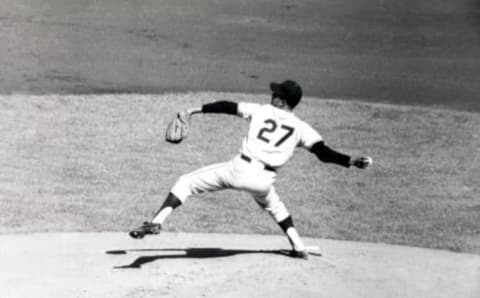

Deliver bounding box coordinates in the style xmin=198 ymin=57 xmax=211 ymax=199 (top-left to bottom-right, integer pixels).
xmin=170 ymin=155 xmax=290 ymax=222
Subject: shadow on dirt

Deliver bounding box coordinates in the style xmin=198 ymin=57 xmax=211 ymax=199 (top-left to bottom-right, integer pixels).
xmin=106 ymin=248 xmax=321 ymax=268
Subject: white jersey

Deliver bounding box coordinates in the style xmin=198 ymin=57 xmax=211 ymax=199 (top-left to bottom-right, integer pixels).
xmin=237 ymin=102 xmax=323 ymax=168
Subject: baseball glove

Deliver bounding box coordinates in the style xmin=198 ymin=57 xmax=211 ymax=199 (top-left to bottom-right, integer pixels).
xmin=165 ymin=111 xmax=190 ymax=143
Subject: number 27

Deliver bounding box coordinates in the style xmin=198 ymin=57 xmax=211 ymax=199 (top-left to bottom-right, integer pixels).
xmin=257 ymin=119 xmax=294 ymax=147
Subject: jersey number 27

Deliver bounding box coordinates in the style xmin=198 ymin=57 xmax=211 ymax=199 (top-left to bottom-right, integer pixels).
xmin=257 ymin=119 xmax=294 ymax=147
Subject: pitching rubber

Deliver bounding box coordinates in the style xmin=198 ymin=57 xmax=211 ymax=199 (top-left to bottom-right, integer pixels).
xmin=305 ymin=245 xmax=320 ymax=252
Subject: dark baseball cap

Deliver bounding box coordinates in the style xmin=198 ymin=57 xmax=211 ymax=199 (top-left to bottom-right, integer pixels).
xmin=270 ymin=80 xmax=302 ymax=108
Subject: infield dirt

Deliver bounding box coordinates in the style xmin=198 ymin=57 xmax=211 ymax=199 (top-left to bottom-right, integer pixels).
xmin=1 ymin=232 xmax=479 ymax=298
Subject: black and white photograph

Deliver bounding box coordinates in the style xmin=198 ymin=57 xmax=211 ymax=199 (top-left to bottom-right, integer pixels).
xmin=0 ymin=0 xmax=479 ymax=297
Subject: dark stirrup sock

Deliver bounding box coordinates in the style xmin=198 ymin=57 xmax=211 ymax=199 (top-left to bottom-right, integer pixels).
xmin=278 ymin=216 xmax=294 ymax=233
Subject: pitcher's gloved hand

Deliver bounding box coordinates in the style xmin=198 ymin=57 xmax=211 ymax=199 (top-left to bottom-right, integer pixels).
xmin=165 ymin=111 xmax=191 ymax=143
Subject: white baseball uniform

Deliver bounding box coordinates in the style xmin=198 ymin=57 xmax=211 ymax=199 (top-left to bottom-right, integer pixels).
xmin=170 ymin=102 xmax=323 ymax=222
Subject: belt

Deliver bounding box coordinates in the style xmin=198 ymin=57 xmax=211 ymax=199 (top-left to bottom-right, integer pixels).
xmin=240 ymin=154 xmax=277 ymax=172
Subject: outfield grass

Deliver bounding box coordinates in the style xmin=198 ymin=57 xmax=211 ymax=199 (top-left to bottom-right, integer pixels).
xmin=0 ymin=93 xmax=478 ymax=253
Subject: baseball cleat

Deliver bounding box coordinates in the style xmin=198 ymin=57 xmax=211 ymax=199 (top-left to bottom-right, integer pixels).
xmin=129 ymin=222 xmax=162 ymax=239
xmin=290 ymin=249 xmax=309 ymax=260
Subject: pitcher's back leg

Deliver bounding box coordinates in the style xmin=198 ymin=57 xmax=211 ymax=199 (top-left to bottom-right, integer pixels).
xmin=252 ymin=187 xmax=307 ymax=258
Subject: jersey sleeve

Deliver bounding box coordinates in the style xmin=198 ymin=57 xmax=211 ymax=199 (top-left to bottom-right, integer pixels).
xmin=201 ymin=101 xmax=238 ymax=115
xmin=237 ymin=102 xmax=260 ymax=119
xmin=298 ymin=122 xmax=323 ymax=149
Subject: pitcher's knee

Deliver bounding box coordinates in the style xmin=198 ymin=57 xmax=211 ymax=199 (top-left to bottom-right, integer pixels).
xmin=170 ymin=174 xmax=192 ymax=203
xmin=265 ymin=201 xmax=289 ymax=222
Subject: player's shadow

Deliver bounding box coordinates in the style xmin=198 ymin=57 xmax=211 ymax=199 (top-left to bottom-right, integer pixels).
xmin=106 ymin=247 xmax=309 ymax=269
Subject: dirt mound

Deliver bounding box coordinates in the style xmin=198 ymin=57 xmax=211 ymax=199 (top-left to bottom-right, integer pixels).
xmin=0 ymin=232 xmax=478 ymax=298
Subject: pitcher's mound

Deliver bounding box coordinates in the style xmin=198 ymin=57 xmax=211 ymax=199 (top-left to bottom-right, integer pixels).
xmin=0 ymin=232 xmax=478 ymax=298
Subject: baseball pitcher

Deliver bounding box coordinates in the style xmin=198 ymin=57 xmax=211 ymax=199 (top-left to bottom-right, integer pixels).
xmin=130 ymin=80 xmax=372 ymax=259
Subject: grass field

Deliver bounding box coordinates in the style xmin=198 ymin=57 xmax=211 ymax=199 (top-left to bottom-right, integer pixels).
xmin=0 ymin=93 xmax=478 ymax=254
